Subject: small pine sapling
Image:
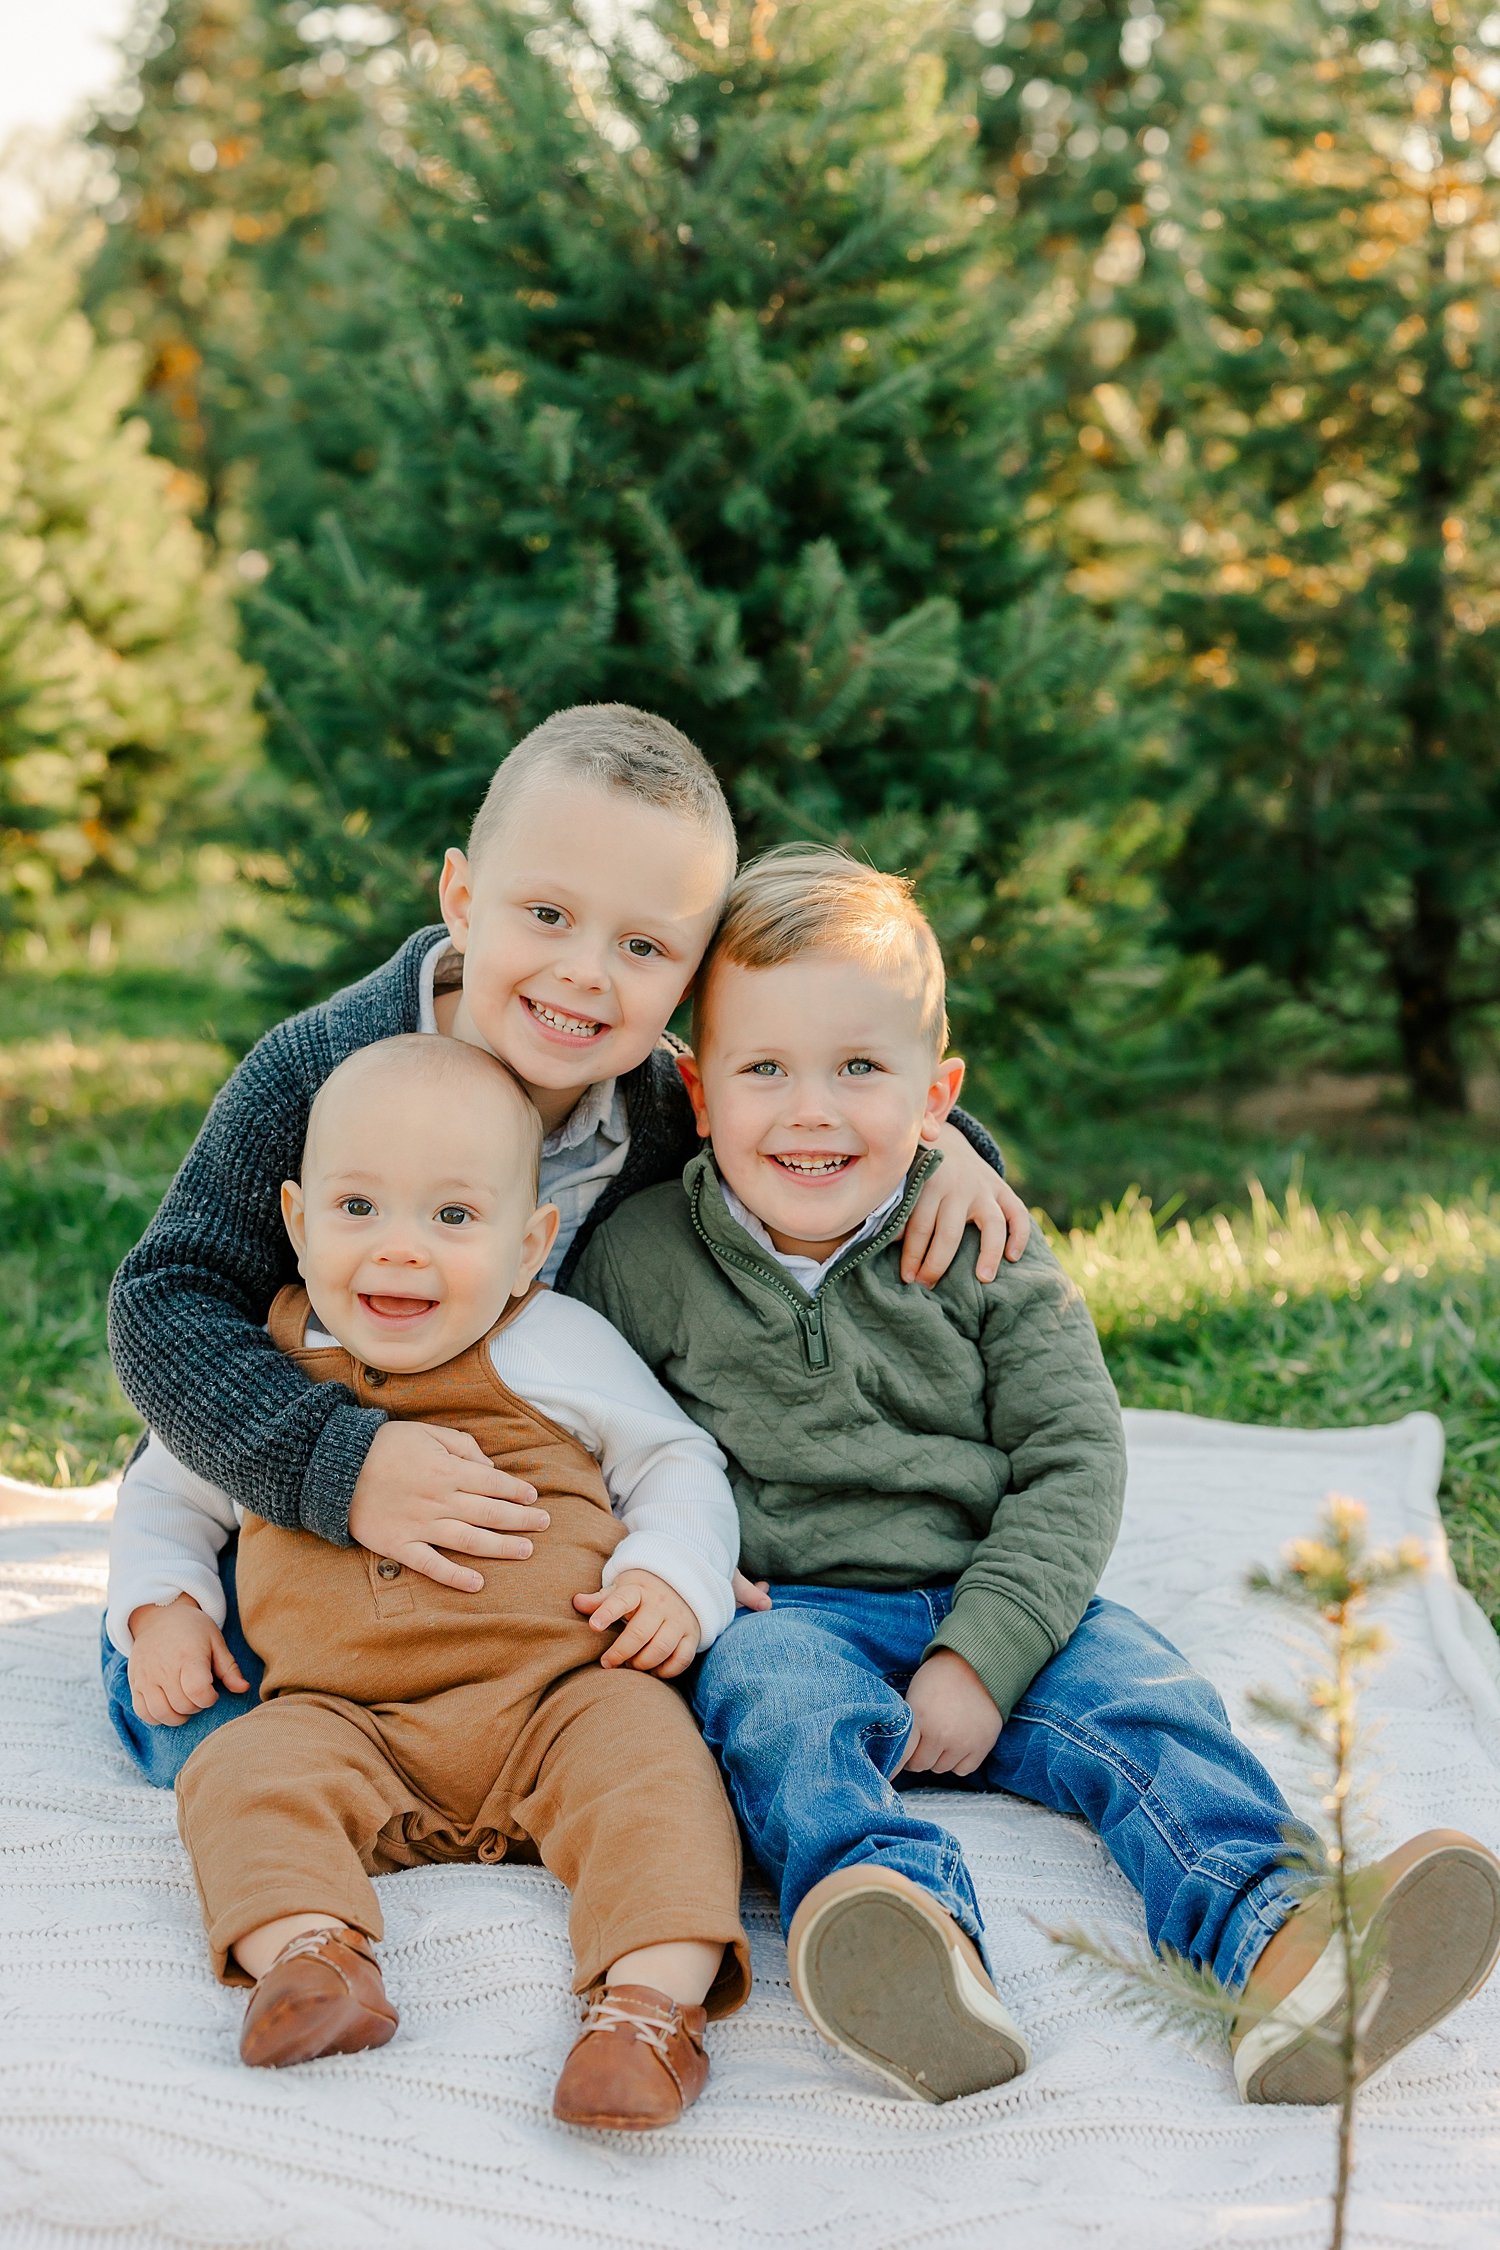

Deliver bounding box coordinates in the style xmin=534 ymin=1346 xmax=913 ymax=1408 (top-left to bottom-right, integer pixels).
xmin=1044 ymin=1495 xmax=1426 ymax=2250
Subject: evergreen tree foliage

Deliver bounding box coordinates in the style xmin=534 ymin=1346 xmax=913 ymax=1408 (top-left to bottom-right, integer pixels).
xmin=0 ymin=226 xmax=257 ymax=937
xmin=1127 ymin=0 xmax=1500 ymax=1109
xmin=236 ymin=0 xmax=1171 ymax=1104
xmin=87 ymin=0 xmax=412 ymax=517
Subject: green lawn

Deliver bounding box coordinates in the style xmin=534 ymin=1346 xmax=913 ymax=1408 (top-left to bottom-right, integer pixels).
xmin=5 ymin=952 xmax=1497 ymax=1623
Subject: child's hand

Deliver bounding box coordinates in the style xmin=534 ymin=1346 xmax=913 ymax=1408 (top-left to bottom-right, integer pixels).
xmin=348 ymin=1420 xmax=552 ymax=1592
xmin=895 ymin=1650 xmax=1002 ymax=1778
xmin=127 ymin=1593 xmax=251 ymax=1726
xmin=902 ymin=1126 xmax=1031 ymax=1287
xmin=731 ymin=1569 xmax=772 ymax=1612
xmin=573 ymin=1569 xmax=700 ymax=1678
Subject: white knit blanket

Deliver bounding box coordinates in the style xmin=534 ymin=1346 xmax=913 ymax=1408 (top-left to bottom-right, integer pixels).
xmin=3 ymin=1410 xmax=1500 ymax=2250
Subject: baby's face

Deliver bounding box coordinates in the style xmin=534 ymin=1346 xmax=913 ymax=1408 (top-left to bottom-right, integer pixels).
xmin=681 ymin=954 xmax=961 ymax=1261
xmin=437 ymin=779 xmax=728 ymax=1101
xmin=283 ymin=1079 xmax=550 ymax=1373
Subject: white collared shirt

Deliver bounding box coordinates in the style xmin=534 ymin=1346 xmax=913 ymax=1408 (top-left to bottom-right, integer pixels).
xmin=417 ymin=939 xmax=630 ymax=1282
xmin=721 ymin=1179 xmax=906 ymax=1294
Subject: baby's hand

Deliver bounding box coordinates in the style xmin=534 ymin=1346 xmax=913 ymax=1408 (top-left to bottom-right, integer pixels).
xmin=127 ymin=1593 xmax=251 ymax=1726
xmin=731 ymin=1569 xmax=772 ymax=1612
xmin=573 ymin=1569 xmax=700 ymax=1679
xmin=895 ymin=1649 xmax=1002 ymax=1778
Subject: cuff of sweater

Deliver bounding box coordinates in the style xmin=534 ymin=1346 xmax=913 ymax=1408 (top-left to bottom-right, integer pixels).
xmin=925 ymin=1592 xmax=1053 ymax=1720
xmin=299 ymin=1404 xmax=387 ymax=1545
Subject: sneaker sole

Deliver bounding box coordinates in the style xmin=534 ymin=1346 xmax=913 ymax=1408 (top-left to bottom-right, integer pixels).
xmin=789 ymin=1877 xmax=1029 ymax=2103
xmin=1240 ymin=1840 xmax=1500 ymax=2104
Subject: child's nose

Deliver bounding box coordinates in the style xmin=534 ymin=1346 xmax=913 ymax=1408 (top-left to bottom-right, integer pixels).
xmin=372 ymin=1233 xmax=429 ymax=1266
xmin=555 ymin=933 xmax=611 ymax=991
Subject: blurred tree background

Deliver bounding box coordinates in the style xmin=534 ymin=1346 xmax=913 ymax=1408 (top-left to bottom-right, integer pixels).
xmin=3 ymin=0 xmax=1496 ymax=1125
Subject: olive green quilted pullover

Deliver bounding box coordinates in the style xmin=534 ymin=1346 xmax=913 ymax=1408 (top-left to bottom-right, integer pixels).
xmin=571 ymin=1149 xmax=1127 ymax=1717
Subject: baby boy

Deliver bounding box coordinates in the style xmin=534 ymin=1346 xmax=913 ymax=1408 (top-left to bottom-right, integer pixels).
xmin=113 ymin=1032 xmax=750 ymax=2131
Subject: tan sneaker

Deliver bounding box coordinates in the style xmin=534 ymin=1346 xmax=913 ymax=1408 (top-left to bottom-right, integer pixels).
xmin=787 ymin=1867 xmax=1029 ymax=2103
xmin=1232 ymin=1829 xmax=1500 ymax=2104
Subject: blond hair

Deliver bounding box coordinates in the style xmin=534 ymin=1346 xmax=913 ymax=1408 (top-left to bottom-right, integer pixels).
xmin=305 ymin=1034 xmax=545 ymax=1195
xmin=467 ymin=703 xmax=737 ymax=886
xmin=693 ymin=845 xmax=948 ymax=1054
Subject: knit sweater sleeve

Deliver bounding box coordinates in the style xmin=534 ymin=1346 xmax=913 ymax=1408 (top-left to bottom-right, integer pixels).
xmin=106 ymin=1016 xmax=384 ymax=1544
xmin=924 ymin=1235 xmax=1126 ymax=1717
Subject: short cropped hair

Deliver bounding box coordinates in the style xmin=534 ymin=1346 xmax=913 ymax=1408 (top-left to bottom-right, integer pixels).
xmin=693 ymin=845 xmax=948 ymax=1055
xmin=305 ymin=1034 xmax=545 ymax=1196
xmin=467 ymin=702 xmax=737 ymax=886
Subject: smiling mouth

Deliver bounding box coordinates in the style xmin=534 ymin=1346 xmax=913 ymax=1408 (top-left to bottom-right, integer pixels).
xmin=768 ymin=1154 xmax=857 ymax=1178
xmin=522 ymin=995 xmax=607 ymax=1041
xmin=359 ymin=1294 xmax=440 ymax=1320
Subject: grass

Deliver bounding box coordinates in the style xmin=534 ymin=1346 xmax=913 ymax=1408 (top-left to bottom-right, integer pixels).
xmin=4 ymin=943 xmax=1498 ymax=1630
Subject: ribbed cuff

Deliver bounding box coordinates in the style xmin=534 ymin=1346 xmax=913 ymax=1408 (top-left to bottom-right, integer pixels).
xmin=299 ymin=1404 xmax=387 ymax=1545
xmin=926 ymin=1592 xmax=1054 ymax=1719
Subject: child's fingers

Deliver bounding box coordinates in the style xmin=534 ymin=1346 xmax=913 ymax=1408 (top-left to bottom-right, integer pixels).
xmin=892 ymin=1718 xmax=922 ymax=1776
xmin=972 ymin=1204 xmax=1008 ymax=1286
xmin=625 ymin=1617 xmax=684 ymax=1673
xmin=179 ymin=1650 xmax=220 ymax=1712
xmin=397 ymin=1541 xmax=486 ymax=1594
xmin=912 ymin=1198 xmax=966 ymax=1288
xmin=997 ymin=1182 xmax=1032 ymax=1264
xmin=730 ymin=1571 xmax=772 ymax=1612
xmin=899 ymin=1206 xmax=939 ymax=1285
xmin=599 ymin=1601 xmax=663 ymax=1668
xmin=208 ymin=1630 xmax=251 ymax=1695
xmin=584 ymin=1584 xmax=642 ymax=1635
xmin=572 ymin=1589 xmax=604 ymax=1615
xmin=652 ymin=1629 xmax=699 ymax=1680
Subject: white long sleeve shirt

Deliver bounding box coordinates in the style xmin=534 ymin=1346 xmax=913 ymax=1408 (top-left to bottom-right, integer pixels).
xmin=106 ymin=1290 xmax=739 ymax=1658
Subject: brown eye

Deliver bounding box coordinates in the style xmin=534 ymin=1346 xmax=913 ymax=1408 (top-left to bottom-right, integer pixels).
xmin=437 ymin=1205 xmax=472 ymax=1226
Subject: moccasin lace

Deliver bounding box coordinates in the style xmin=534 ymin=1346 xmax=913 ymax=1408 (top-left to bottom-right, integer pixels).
xmin=579 ymin=1992 xmax=687 ymax=2094
xmin=268 ymin=1927 xmax=358 ymax=1993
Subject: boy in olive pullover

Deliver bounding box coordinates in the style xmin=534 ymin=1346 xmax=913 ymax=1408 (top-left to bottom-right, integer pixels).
xmin=573 ymin=846 xmax=1500 ymax=2110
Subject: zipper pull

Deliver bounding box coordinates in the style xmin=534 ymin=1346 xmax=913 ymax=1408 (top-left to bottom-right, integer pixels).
xmin=802 ymin=1296 xmax=830 ymax=1370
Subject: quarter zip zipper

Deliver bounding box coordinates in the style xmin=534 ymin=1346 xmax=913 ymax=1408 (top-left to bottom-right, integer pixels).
xmin=687 ymin=1149 xmax=940 ymax=1373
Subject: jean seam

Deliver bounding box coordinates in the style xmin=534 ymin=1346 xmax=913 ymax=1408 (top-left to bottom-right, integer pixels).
xmin=1005 ymin=1706 xmax=1289 ymax=1894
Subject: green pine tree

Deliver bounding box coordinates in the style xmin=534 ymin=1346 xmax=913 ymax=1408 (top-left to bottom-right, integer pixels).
xmin=1133 ymin=0 xmax=1500 ymax=1110
xmin=237 ymin=0 xmax=1173 ymax=1106
xmin=0 ymin=226 xmax=257 ymax=937
xmin=86 ymin=0 xmax=415 ymax=519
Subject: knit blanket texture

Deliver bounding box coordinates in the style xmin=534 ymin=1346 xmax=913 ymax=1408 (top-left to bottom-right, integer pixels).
xmin=2 ymin=1409 xmax=1498 ymax=2250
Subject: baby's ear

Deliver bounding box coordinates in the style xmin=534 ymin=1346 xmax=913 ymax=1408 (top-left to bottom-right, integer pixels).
xmin=513 ymin=1201 xmax=561 ymax=1296
xmin=280 ymin=1180 xmax=308 ymax=1269
xmin=676 ymin=1052 xmax=712 ymax=1139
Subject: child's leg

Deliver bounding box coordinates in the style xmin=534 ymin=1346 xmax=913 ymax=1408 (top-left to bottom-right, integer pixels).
xmin=691 ymin=1586 xmax=984 ymax=1945
xmin=692 ymin=1587 xmax=1027 ymax=2102
xmin=985 ymin=1597 xmax=1500 ymax=2101
xmin=100 ymin=1537 xmax=264 ymax=1788
xmin=500 ymin=1663 xmax=749 ymax=2131
xmin=175 ymin=1691 xmax=411 ymax=2066
xmin=981 ymin=1596 xmax=1313 ymax=1991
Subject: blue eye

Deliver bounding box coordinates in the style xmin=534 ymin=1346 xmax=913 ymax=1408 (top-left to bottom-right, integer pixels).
xmin=340 ymin=1197 xmax=374 ymax=1218
xmin=746 ymin=1060 xmax=782 ymax=1077
xmin=437 ymin=1205 xmax=472 ymax=1226
xmin=844 ymin=1058 xmax=875 ymax=1077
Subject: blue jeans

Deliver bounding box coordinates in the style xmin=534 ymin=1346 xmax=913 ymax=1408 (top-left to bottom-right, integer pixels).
xmin=693 ymin=1588 xmax=1315 ymax=1993
xmin=101 ymin=1539 xmax=264 ymax=1788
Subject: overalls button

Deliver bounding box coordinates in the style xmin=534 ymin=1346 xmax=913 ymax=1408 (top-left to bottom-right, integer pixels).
xmin=364 ymin=1367 xmax=388 ymax=1388
xmin=376 ymin=1560 xmax=402 ymax=1580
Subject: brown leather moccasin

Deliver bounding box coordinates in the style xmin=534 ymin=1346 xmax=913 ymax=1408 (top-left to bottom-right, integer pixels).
xmin=552 ymin=1983 xmax=711 ymax=2131
xmin=240 ymin=1927 xmax=399 ymax=2069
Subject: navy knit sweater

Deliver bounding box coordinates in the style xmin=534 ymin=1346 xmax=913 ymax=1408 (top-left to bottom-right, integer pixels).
xmin=107 ymin=925 xmax=1006 ymax=1545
